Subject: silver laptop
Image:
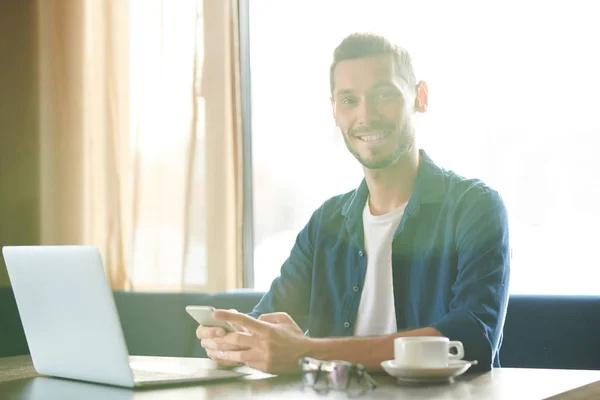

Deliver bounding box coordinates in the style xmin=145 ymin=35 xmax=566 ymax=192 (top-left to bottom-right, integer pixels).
xmin=2 ymin=245 xmax=247 ymax=388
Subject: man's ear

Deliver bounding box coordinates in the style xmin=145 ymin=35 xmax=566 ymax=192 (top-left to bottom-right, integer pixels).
xmin=414 ymin=80 xmax=429 ymax=113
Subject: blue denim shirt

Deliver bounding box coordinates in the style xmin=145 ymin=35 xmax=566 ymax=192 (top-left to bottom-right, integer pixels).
xmin=250 ymin=149 xmax=510 ymax=371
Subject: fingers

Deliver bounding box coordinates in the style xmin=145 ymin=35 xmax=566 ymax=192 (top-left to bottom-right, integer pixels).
xmin=213 ymin=310 xmax=269 ymax=335
xmin=219 ymin=331 xmax=257 ymax=348
xmin=257 ymin=312 xmax=293 ymax=324
xmin=218 ymin=349 xmax=262 ymax=365
xmin=229 ymin=317 xmax=249 ymax=333
xmin=206 ymin=350 xmax=244 ymax=368
xmin=201 ymin=338 xmax=248 ymax=351
xmin=196 ymin=325 xmax=227 ymax=339
xmin=233 ymin=324 xmax=250 ymax=333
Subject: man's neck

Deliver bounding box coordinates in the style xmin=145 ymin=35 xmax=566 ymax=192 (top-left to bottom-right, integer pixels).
xmin=363 ymin=148 xmax=420 ymax=216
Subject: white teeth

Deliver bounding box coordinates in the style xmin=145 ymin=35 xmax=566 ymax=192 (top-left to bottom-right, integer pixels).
xmin=359 ymin=132 xmax=390 ymax=141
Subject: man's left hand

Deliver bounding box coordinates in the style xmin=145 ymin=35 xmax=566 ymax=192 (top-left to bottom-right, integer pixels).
xmin=210 ymin=310 xmax=312 ymax=374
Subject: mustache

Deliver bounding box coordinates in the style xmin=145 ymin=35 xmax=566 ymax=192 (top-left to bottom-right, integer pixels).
xmin=350 ymin=121 xmax=396 ymax=136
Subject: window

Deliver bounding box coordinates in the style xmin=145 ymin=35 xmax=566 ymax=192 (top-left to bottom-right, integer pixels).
xmin=248 ymin=1 xmax=600 ymax=294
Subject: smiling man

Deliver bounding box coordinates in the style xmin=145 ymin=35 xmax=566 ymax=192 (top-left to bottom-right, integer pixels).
xmin=197 ymin=32 xmax=510 ymax=374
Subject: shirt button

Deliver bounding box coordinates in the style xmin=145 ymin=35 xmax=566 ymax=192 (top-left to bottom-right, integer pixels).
xmin=344 ymin=322 xmax=351 ymax=328
xmin=358 ymin=250 xmax=364 ymax=257
xmin=353 ymin=285 xmax=359 ymax=292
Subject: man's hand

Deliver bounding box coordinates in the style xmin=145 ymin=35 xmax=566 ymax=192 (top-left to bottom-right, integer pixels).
xmin=211 ymin=310 xmax=311 ymax=374
xmin=257 ymin=312 xmax=304 ymax=335
xmin=196 ymin=314 xmax=249 ymax=368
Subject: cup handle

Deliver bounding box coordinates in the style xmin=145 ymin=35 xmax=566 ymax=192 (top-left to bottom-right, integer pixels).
xmin=448 ymin=341 xmax=464 ymax=360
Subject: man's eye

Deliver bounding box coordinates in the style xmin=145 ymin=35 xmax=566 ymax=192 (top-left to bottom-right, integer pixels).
xmin=341 ymin=97 xmax=357 ymax=105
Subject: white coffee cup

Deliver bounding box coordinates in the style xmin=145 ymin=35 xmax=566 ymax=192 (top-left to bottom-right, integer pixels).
xmin=394 ymin=336 xmax=464 ymax=368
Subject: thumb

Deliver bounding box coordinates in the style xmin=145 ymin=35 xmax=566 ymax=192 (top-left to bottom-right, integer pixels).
xmin=258 ymin=312 xmax=291 ymax=324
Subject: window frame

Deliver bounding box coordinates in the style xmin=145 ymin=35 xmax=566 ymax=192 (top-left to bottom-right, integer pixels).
xmin=239 ymin=0 xmax=255 ymax=288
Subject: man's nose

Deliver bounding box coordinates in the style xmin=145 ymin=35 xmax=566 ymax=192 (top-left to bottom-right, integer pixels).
xmin=356 ymin=98 xmax=379 ymax=126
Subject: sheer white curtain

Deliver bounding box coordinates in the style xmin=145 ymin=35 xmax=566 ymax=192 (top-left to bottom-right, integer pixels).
xmin=129 ymin=0 xmax=204 ymax=290
xmin=129 ymin=0 xmax=244 ymax=291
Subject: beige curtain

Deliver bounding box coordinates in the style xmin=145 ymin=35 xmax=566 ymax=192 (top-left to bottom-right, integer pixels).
xmin=202 ymin=0 xmax=245 ymax=291
xmin=36 ymin=0 xmax=244 ymax=292
xmin=37 ymin=0 xmax=131 ymax=290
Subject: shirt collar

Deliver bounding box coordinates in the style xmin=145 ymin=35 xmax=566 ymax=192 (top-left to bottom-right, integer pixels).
xmin=341 ymin=149 xmax=447 ymax=222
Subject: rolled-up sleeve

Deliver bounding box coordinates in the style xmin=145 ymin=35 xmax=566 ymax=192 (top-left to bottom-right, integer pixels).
xmin=432 ymin=187 xmax=510 ymax=371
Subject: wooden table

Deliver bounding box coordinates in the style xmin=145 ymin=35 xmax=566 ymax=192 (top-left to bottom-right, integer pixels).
xmin=1 ymin=356 xmax=600 ymax=399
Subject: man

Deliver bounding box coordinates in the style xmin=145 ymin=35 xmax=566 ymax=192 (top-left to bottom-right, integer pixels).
xmin=197 ymin=32 xmax=510 ymax=374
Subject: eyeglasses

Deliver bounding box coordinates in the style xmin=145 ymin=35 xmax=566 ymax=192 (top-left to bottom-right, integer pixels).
xmin=299 ymin=357 xmax=377 ymax=396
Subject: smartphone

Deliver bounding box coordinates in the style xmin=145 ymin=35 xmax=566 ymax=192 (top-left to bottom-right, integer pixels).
xmin=185 ymin=305 xmax=237 ymax=332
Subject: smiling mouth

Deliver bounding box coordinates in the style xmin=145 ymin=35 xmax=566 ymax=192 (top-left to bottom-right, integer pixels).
xmin=356 ymin=131 xmax=391 ymax=142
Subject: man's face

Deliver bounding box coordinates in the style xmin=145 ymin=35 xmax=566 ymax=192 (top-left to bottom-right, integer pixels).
xmin=331 ymin=54 xmax=416 ymax=170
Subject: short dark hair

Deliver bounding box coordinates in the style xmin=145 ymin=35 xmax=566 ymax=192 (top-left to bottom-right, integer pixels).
xmin=329 ymin=33 xmax=417 ymax=96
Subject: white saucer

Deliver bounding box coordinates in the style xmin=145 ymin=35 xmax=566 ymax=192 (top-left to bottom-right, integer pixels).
xmin=381 ymin=359 xmax=475 ymax=383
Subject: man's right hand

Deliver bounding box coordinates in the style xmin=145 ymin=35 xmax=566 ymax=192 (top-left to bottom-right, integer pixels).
xmin=196 ymin=325 xmax=249 ymax=367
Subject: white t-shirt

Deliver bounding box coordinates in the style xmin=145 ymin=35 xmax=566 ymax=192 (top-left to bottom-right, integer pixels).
xmin=353 ymin=198 xmax=406 ymax=337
